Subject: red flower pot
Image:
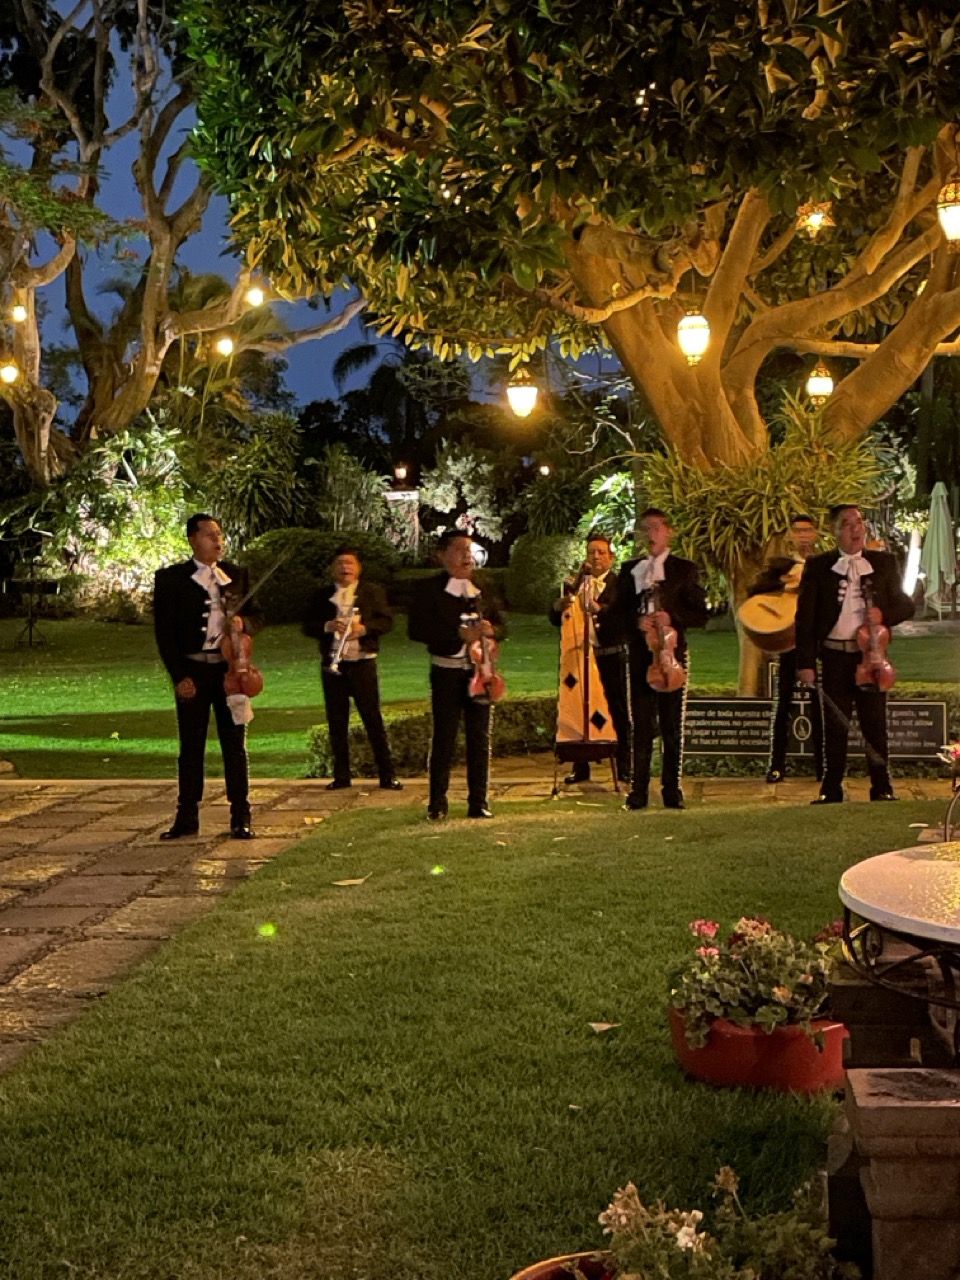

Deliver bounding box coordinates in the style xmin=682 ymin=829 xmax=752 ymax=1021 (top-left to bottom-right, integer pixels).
xmin=509 ymin=1254 xmax=616 ymax=1280
xmin=668 ymin=1006 xmax=848 ymax=1093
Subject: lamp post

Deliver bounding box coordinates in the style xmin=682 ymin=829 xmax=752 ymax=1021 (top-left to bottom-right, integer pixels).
xmin=677 ymin=311 xmax=710 ymax=365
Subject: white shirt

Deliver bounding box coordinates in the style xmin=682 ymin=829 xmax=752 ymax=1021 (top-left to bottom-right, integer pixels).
xmin=828 ymin=553 xmax=873 ymax=641
xmin=445 ymin=576 xmax=481 ymax=657
xmin=631 ymin=551 xmax=669 ymax=613
xmin=191 ymin=559 xmax=232 ymax=649
xmin=332 ymin=582 xmax=364 ymax=662
xmin=579 ymin=570 xmax=610 ymax=647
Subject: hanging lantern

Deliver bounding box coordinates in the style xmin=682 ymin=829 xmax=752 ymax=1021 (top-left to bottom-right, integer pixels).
xmin=797 ymin=201 xmax=835 ymax=235
xmin=677 ymin=311 xmax=710 ymax=365
xmin=937 ymin=181 xmax=960 ymax=249
xmin=805 ymin=361 xmax=834 ymax=406
xmin=0 ymin=359 xmax=20 ymax=385
xmin=506 ymin=372 xmax=538 ymax=418
xmin=213 ymin=335 xmax=235 ymax=357
xmin=11 ymin=304 xmax=28 ymax=324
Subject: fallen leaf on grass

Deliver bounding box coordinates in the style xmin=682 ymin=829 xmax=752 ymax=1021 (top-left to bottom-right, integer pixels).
xmin=575 ymin=801 xmax=602 ymax=807
xmin=568 ymin=1104 xmax=582 ymax=1111
xmin=303 ymin=816 xmax=325 ymax=825
xmin=909 ymin=823 xmax=930 ymax=829
xmin=552 ymin=836 xmax=567 ymax=842
xmin=496 ymin=840 xmax=508 ymax=847
xmin=332 ymin=874 xmax=371 ymax=887
xmin=109 ymin=731 xmax=120 ymax=740
xmin=588 ymin=1022 xmax=621 ymax=1034
xmin=664 ymin=835 xmax=674 ymax=841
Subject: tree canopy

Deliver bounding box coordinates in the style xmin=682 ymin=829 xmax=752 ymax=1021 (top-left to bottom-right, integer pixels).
xmin=185 ymin=0 xmax=960 ymax=471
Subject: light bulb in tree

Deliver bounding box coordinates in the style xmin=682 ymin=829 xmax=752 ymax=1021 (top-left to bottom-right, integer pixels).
xmin=0 ymin=360 xmax=19 ymax=385
xmin=538 ymin=464 xmax=551 ymax=476
xmin=677 ymin=311 xmax=710 ymax=365
xmin=937 ymin=180 xmax=960 ymax=249
xmin=214 ymin=335 xmax=235 ymax=357
xmin=245 ymin=285 xmax=265 ymax=307
xmin=506 ymin=373 xmax=538 ymax=418
xmin=796 ymin=201 xmax=835 ymax=235
xmin=11 ymin=304 xmax=27 ymax=323
xmin=805 ymin=361 xmax=834 ymax=405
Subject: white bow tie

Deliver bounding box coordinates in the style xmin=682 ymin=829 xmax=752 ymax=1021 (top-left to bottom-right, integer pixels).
xmin=833 ymin=552 xmax=872 ymax=579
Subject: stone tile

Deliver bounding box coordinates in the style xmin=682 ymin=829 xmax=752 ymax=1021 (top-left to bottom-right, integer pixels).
xmin=147 ymin=875 xmax=232 ymax=898
xmin=36 ymin=835 xmax=122 ymax=855
xmin=247 ymin=786 xmax=288 ymax=803
xmin=0 ymin=933 xmax=56 ymax=976
xmin=0 ymin=888 xmax=21 ymax=907
xmin=0 ymin=856 xmax=84 ymax=886
xmin=83 ymin=814 xmax=171 ymax=832
xmin=87 ymin=897 xmax=212 ymax=939
xmin=202 ymin=838 xmax=292 ymax=860
xmin=9 ymin=812 xmax=83 ymax=829
xmin=0 ymin=905 xmax=102 ymax=930
xmin=0 ymin=993 xmax=84 ymax=1036
xmin=29 ymin=874 xmax=153 ymax=907
xmin=273 ymin=791 xmax=338 ymax=810
xmin=81 ymin=848 xmax=193 ymax=876
xmin=185 ymin=857 xmax=264 ymax=879
xmin=10 ymin=939 xmax=159 ymax=995
xmin=251 ymin=812 xmax=317 ymax=831
xmin=0 ymin=828 xmax=66 ymax=847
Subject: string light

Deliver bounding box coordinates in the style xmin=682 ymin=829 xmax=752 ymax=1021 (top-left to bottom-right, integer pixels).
xmin=0 ymin=360 xmax=20 ymax=385
xmin=797 ymin=201 xmax=835 ymax=235
xmin=213 ymin=336 xmax=235 ymax=357
xmin=244 ymin=285 xmax=265 ymax=307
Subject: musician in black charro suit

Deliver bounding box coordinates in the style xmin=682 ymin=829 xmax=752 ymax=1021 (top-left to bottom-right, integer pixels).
xmin=614 ymin=508 xmax=708 ymax=811
xmin=408 ymin=530 xmax=505 ymax=821
xmin=302 ymin=545 xmax=400 ymax=792
xmin=154 ymin=513 xmax=263 ymax=840
xmin=796 ymin=504 xmax=914 ymax=804
xmin=549 ymin=530 xmax=631 ymax=784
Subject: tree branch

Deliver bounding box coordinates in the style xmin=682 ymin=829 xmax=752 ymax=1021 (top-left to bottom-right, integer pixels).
xmin=703 ymin=189 xmax=770 ymax=361
xmin=18 ymin=235 xmax=76 ymax=288
xmin=242 ymin=298 xmax=367 ymax=352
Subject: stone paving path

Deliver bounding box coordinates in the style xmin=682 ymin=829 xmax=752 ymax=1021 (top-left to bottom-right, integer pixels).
xmin=0 ymin=762 xmax=942 ymax=1076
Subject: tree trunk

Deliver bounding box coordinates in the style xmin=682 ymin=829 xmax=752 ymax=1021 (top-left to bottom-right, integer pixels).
xmin=12 ymin=392 xmax=74 ymax=484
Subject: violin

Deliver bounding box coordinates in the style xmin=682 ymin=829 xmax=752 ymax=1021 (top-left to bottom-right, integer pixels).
xmin=221 ymin=618 xmax=264 ymax=698
xmin=640 ymin=585 xmax=687 ymax=693
xmin=464 ymin=609 xmax=506 ymax=703
xmin=854 ymin=579 xmax=895 ymax=692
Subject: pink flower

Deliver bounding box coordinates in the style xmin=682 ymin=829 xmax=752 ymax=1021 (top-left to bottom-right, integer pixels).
xmin=813 ymin=920 xmax=844 ymax=943
xmin=696 ymin=946 xmax=720 ymax=959
xmin=689 ymin=919 xmax=719 ymax=938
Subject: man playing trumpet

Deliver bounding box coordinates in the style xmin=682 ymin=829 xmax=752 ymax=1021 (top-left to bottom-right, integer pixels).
xmin=303 ymin=545 xmax=401 ymax=792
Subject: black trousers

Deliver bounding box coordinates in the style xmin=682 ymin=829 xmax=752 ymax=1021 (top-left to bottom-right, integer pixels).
xmin=819 ymin=648 xmax=892 ymax=798
xmin=174 ymin=659 xmax=249 ymax=824
xmin=321 ymin=658 xmax=394 ymax=784
xmin=770 ymin=648 xmax=823 ymax=776
xmin=628 ymin=647 xmax=684 ymax=802
xmin=428 ymin=666 xmax=491 ymax=812
xmin=569 ymin=651 xmax=632 ymax=781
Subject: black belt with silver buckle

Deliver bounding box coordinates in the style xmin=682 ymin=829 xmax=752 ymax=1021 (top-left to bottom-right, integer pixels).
xmin=596 ymin=644 xmax=627 ymax=657
xmin=822 ymin=638 xmax=860 ymax=653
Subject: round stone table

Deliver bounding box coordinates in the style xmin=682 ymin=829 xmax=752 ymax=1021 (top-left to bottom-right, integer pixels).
xmin=841 ymin=842 xmax=960 ymax=946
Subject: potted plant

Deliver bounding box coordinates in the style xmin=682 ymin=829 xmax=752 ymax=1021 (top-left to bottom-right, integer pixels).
xmin=511 ymin=1169 xmax=858 ymax=1279
xmin=668 ymin=917 xmax=847 ymax=1092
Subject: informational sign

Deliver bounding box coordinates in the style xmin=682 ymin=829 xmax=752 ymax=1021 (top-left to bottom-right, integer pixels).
xmin=684 ymin=696 xmax=947 ymax=760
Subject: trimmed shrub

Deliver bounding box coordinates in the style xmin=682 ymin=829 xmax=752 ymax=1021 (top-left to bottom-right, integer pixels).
xmin=306 ymin=694 xmax=557 ymax=778
xmin=243 ymin=528 xmax=399 ymax=624
xmin=387 ymin=566 xmax=510 ymax=612
xmin=505 ymin=533 xmax=580 ymax=614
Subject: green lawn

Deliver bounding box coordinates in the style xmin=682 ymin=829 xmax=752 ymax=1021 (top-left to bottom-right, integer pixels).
xmin=0 ymin=797 xmax=942 ymax=1280
xmin=0 ymin=617 xmax=955 ymax=778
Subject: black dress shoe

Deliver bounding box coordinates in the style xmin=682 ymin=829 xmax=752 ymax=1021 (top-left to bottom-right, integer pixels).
xmin=623 ymin=792 xmax=648 ymax=810
xmin=870 ymin=789 xmax=897 ymax=802
xmin=811 ymin=792 xmax=843 ymax=805
xmin=379 ymin=779 xmax=403 ymax=791
xmin=159 ymin=821 xmax=199 ymax=841
xmin=427 ymin=805 xmax=447 ymax=822
xmin=326 ymin=779 xmax=352 ymax=791
xmin=230 ymin=825 xmax=256 ymax=839
xmin=468 ymin=806 xmax=494 ymax=819
xmin=563 ymin=771 xmax=590 ymax=785
xmin=662 ymin=795 xmax=685 ymax=810
xmin=766 ymin=767 xmax=786 ymax=784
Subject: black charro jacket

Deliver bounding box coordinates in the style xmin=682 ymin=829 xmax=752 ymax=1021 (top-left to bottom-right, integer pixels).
xmin=302 ymin=580 xmax=394 ymax=663
xmin=548 ymin=569 xmax=627 ymax=649
xmin=795 ymin=549 xmax=915 ymax=672
xmin=153 ymin=559 xmax=263 ymax=686
xmin=613 ymin=553 xmax=708 ymax=662
xmin=407 ymin=572 xmax=505 ymax=657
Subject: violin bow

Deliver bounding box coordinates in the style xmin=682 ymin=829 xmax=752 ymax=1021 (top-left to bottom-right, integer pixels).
xmin=223 ymin=550 xmax=293 ymax=621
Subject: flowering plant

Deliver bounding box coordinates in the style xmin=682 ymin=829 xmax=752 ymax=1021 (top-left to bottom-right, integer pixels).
xmin=600 ymin=1168 xmax=857 ymax=1279
xmin=937 ymin=742 xmax=960 ymax=770
xmin=669 ymin=917 xmax=837 ymax=1049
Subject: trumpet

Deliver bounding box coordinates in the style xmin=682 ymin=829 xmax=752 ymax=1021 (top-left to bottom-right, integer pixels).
xmin=326 ymin=606 xmax=358 ymax=675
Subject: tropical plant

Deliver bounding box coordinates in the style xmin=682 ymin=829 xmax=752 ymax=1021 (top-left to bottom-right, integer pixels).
xmin=304 ymin=442 xmax=389 ymax=533
xmin=505 ymin=532 xmax=580 ymax=614
xmin=205 ymin=411 xmax=301 ymax=541
xmin=419 ymin=439 xmax=505 ymax=543
xmin=669 ymin=917 xmax=839 ymax=1051
xmin=523 ymin=468 xmax=591 ymax=537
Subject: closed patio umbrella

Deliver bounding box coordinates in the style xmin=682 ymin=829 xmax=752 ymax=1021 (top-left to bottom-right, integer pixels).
xmin=919 ymin=481 xmax=957 ymax=612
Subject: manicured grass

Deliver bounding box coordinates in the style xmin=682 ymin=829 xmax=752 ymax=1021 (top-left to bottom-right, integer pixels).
xmin=0 ymin=796 xmax=941 ymax=1280
xmin=0 ymin=617 xmax=955 ymax=778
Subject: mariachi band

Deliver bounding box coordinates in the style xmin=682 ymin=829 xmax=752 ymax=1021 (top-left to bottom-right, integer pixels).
xmin=154 ymin=503 xmax=914 ymax=835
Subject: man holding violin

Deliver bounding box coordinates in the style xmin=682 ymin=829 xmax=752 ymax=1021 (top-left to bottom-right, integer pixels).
xmin=614 ymin=508 xmax=707 ymax=811
xmin=154 ymin=513 xmax=263 ymax=840
xmin=302 ymin=545 xmax=401 ymax=792
xmin=796 ymin=503 xmax=914 ymax=805
xmin=408 ymin=529 xmax=505 ymax=821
